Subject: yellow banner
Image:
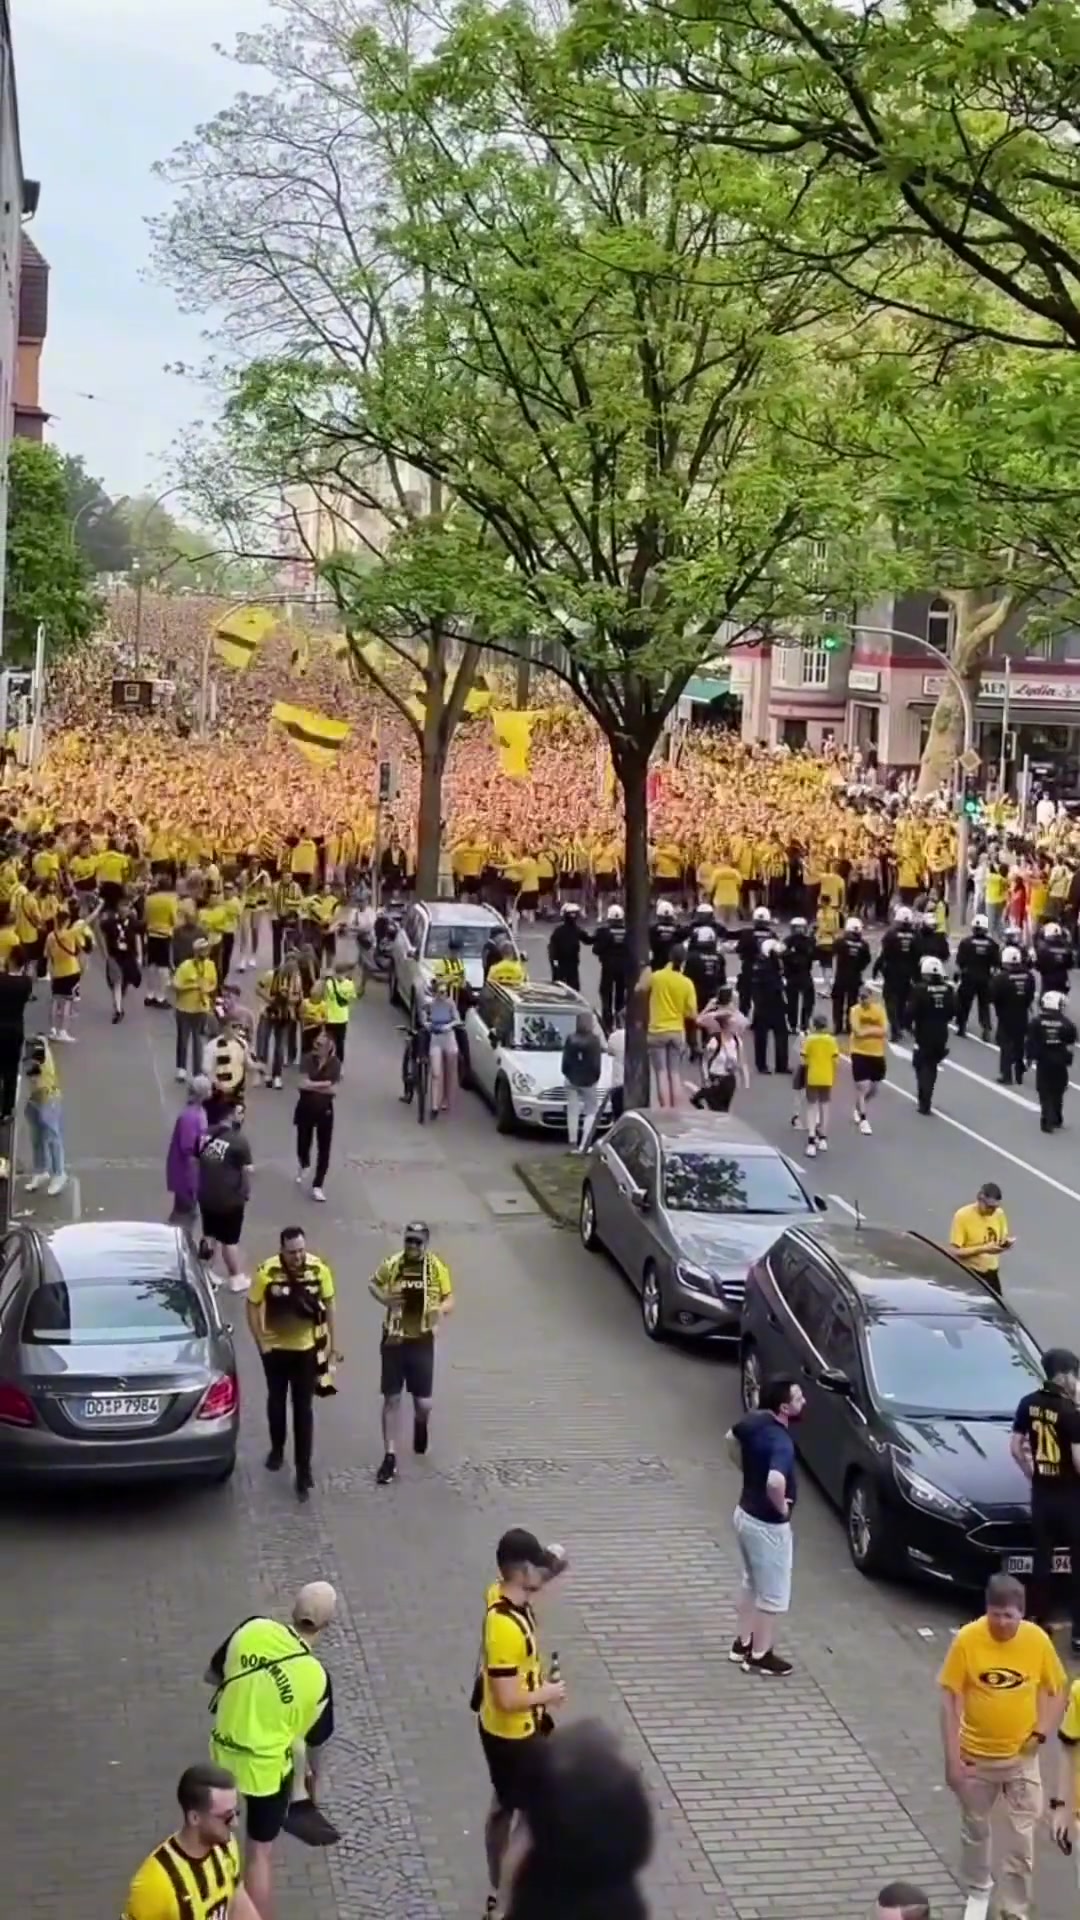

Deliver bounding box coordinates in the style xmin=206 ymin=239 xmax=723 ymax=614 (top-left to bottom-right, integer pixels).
xmin=212 ymin=605 xmax=277 ymax=671
xmin=492 ymin=709 xmax=537 ymax=778
xmin=271 ymin=701 xmax=351 ymax=768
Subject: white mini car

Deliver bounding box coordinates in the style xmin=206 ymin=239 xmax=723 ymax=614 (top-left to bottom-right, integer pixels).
xmin=388 ymin=899 xmax=518 ymax=1017
xmin=459 ymin=979 xmax=614 ymax=1134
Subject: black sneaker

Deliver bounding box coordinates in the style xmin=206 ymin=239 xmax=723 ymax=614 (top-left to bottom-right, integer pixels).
xmin=413 ymin=1411 xmax=430 ymax=1455
xmin=728 ymin=1636 xmax=750 ymax=1663
xmin=743 ymin=1648 xmax=794 ymax=1676
xmin=264 ymin=1448 xmax=284 ymax=1472
xmin=296 ymin=1475 xmax=312 ymax=1504
xmin=376 ymin=1451 xmax=397 ymax=1485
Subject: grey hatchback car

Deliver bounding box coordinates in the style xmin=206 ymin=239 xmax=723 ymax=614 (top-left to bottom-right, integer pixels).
xmin=0 ymin=1220 xmax=239 ymax=1485
xmin=580 ymin=1109 xmax=827 ymax=1342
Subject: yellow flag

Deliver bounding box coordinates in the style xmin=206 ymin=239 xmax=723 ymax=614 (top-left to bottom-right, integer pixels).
xmin=212 ymin=606 xmax=277 ymax=671
xmin=463 ymin=685 xmax=492 ymax=715
xmin=492 ymin=709 xmax=536 ymax=778
xmin=271 ymin=701 xmax=351 ymax=768
xmin=404 ymin=695 xmax=426 ymax=730
xmin=290 ymin=632 xmax=311 ymax=675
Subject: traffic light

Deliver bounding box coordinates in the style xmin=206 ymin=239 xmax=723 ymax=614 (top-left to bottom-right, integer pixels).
xmin=821 ymin=629 xmax=846 ymax=653
xmin=961 ymin=773 xmax=980 ymax=818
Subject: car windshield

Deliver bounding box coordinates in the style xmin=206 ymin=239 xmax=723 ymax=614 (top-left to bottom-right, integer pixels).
xmin=425 ymin=924 xmax=493 ymax=959
xmin=663 ymin=1151 xmax=810 ymax=1215
xmin=866 ymin=1314 xmax=1043 ymax=1417
xmin=514 ymin=1010 xmax=581 ymax=1052
xmin=22 ymin=1275 xmax=208 ymax=1345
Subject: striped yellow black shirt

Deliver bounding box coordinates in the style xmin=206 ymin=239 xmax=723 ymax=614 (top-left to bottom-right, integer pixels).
xmin=123 ymin=1833 xmax=241 ymax=1920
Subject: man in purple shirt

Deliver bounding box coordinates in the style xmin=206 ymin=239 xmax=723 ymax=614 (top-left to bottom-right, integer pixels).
xmin=166 ymin=1075 xmax=209 ymax=1225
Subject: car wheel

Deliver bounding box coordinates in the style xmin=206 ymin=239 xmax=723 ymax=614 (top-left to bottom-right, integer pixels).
xmin=740 ymin=1340 xmax=762 ymax=1411
xmin=845 ymin=1472 xmax=893 ymax=1579
xmin=641 ymin=1262 xmax=667 ymax=1342
xmin=580 ymin=1180 xmax=602 ymax=1252
xmin=495 ymin=1078 xmax=517 ymax=1135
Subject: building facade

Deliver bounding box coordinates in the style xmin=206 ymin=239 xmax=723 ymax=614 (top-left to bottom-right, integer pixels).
xmin=13 ymin=231 xmax=47 ymax=440
xmin=0 ymin=2 xmax=38 ymax=646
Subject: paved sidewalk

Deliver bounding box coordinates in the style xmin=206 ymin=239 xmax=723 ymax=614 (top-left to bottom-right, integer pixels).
xmin=0 ymin=980 xmax=1073 ymax=1920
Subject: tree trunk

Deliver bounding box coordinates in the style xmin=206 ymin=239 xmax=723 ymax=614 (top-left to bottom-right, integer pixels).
xmin=916 ymin=589 xmax=1013 ymax=798
xmin=415 ymin=736 xmax=445 ymax=898
xmin=618 ymin=742 xmax=651 ymax=1110
xmin=515 ymin=644 xmax=531 ymax=710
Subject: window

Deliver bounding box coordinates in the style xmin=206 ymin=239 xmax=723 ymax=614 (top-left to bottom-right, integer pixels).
xmin=476 ymin=984 xmax=502 ymax=1030
xmin=926 ymin=598 xmax=954 ymax=654
xmin=800 ymin=647 xmax=829 ymax=688
xmin=820 ymin=1305 xmax=860 ymax=1379
xmin=23 ymin=1274 xmax=208 ymax=1345
xmin=773 ymin=1243 xmax=835 ymax=1349
xmin=663 ymin=1150 xmax=811 ymax=1216
xmin=514 ymin=1009 xmax=581 ymax=1053
xmin=404 ymin=907 xmax=423 ymax=951
xmin=865 ymin=1314 xmax=1042 ymax=1416
xmin=0 ymin=1237 xmax=26 ymax=1322
xmin=425 ymin=922 xmax=494 ymax=959
xmin=611 ymin=1120 xmax=657 ymax=1191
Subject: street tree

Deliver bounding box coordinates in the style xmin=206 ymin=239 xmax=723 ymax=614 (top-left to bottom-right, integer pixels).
xmin=5 ymin=441 xmax=101 ymax=664
xmin=152 ymin=0 xmax=485 ymax=895
xmin=60 ymin=454 xmax=133 ymax=574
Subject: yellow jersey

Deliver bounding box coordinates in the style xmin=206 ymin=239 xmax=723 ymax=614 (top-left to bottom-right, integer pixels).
xmin=938 ymin=1617 xmax=1063 ymax=1759
xmin=647 ymin=965 xmax=697 ymax=1035
xmin=124 ymin=1834 xmax=241 ymax=1920
xmin=487 ymin=957 xmax=527 ymax=988
xmin=145 ymin=890 xmax=179 ymax=939
xmin=173 ymin=957 xmax=218 ymax=1015
xmin=950 ymin=1202 xmax=1009 ymax=1276
xmin=849 ymin=1003 xmax=888 ymax=1059
xmin=478 ymin=1582 xmax=544 ymax=1741
xmin=802 ymin=1031 xmax=839 ymax=1089
xmin=46 ymin=923 xmax=89 ymax=981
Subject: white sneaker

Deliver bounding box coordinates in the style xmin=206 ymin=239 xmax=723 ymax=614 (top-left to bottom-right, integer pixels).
xmin=227 ymin=1271 xmax=251 ymax=1293
xmin=817 ymin=1136 xmax=829 ymax=1153
xmin=24 ymin=1174 xmax=45 ymax=1192
xmin=175 ymin=1067 xmax=188 ymax=1083
xmin=312 ymin=1186 xmax=326 ymax=1203
xmin=805 ymin=1140 xmax=817 ymax=1158
xmin=296 ymin=1170 xmax=306 ymax=1185
xmin=48 ymin=1026 xmax=58 ymax=1039
xmin=56 ymin=1030 xmax=75 ymax=1043
xmin=790 ymin=1115 xmax=803 ymax=1130
xmin=962 ymin=1895 xmax=990 ymax=1920
xmin=271 ymin=1076 xmax=283 ymax=1090
xmin=859 ymin=1117 xmax=872 ymax=1135
xmin=46 ymin=1174 xmax=67 ymax=1197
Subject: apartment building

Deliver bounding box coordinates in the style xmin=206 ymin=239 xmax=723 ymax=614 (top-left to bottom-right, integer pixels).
xmin=0 ymin=2 xmax=40 ymax=641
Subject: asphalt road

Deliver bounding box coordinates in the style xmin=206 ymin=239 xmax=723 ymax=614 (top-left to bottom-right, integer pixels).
xmin=3 ymin=925 xmax=1078 ymax=1920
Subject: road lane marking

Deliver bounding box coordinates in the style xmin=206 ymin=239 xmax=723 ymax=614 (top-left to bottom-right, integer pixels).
xmin=888 ymin=1043 xmax=1040 ymax=1114
xmin=961 ymin=1029 xmax=1080 ymax=1097
xmin=880 ymin=1077 xmax=1080 ymax=1203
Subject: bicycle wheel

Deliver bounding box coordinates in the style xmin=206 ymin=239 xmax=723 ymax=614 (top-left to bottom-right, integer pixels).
xmin=401 ymin=1041 xmax=415 ymax=1105
xmin=416 ymin=1054 xmax=430 ymax=1124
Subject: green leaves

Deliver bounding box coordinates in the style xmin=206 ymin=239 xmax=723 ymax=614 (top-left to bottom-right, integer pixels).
xmin=5 ymin=442 xmax=102 ymax=665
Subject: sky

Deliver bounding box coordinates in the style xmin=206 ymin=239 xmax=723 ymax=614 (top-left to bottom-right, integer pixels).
xmin=14 ymin=0 xmax=270 ymax=502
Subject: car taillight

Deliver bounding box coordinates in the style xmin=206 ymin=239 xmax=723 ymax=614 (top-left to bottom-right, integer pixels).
xmin=0 ymin=1381 xmax=35 ymax=1427
xmin=198 ymin=1374 xmax=239 ymax=1420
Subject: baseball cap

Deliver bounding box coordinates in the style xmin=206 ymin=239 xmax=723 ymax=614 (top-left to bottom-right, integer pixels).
xmin=292 ymin=1580 xmax=337 ymax=1630
xmin=496 ymin=1527 xmax=562 ymax=1575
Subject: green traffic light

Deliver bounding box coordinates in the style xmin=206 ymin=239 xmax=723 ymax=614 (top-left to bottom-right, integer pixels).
xmin=821 ymin=632 xmax=845 ymax=652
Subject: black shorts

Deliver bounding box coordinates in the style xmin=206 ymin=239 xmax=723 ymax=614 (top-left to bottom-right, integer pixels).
xmin=479 ymin=1727 xmax=546 ymax=1814
xmin=380 ymin=1334 xmax=435 ymax=1399
xmin=146 ymin=935 xmax=172 ymax=967
xmin=49 ymin=973 xmax=79 ymax=999
xmin=594 ymin=871 xmax=617 ymax=892
xmin=851 ymin=1055 xmax=886 ymax=1085
xmin=516 ymin=890 xmax=538 ymax=912
xmin=652 ymin=875 xmax=681 ymax=897
xmin=99 ymin=881 xmax=123 ymax=910
xmin=200 ymin=1204 xmax=245 ymax=1247
xmin=245 ymin=1770 xmax=293 ymax=1845
xmin=460 ymin=874 xmax=481 ymax=897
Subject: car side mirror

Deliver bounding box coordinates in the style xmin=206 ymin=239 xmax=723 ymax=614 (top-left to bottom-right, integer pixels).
xmin=488 ymin=1028 xmax=499 ymax=1046
xmin=813 ymin=1194 xmax=828 ymax=1213
xmin=818 ymin=1366 xmax=853 ymax=1396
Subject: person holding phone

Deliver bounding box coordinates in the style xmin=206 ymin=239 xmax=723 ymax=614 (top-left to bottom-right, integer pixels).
xmin=950 ymin=1182 xmax=1014 ymax=1299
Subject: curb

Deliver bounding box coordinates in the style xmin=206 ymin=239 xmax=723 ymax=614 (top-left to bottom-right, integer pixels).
xmin=513 ymin=1157 xmax=578 ymax=1229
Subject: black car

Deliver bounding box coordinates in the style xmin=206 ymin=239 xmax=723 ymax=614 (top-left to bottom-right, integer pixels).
xmin=739 ymin=1222 xmax=1047 ymax=1589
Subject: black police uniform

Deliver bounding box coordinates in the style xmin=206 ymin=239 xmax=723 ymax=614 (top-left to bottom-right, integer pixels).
xmin=908 ymin=976 xmax=955 ymax=1113
xmin=991 ymin=963 xmax=1035 ymax=1086
xmin=592 ymin=921 xmax=632 ymax=1031
xmin=1013 ymin=1381 xmax=1080 ymax=1637
xmin=874 ymin=924 xmax=918 ymax=1040
xmin=749 ymin=946 xmax=788 ymax=1074
xmin=831 ymin=931 xmax=871 ymax=1037
xmin=781 ymin=928 xmax=815 ymax=1034
xmin=735 ymin=922 xmax=773 ymax=1016
xmin=954 ymin=930 xmax=1000 ymax=1039
xmin=648 ymin=918 xmax=681 ymax=971
xmin=547 ymin=915 xmax=592 ymax=992
xmin=684 ymin=941 xmax=726 ymax=1029
xmin=914 ymin=925 xmax=951 ymax=968
xmin=1026 ymin=1003 xmax=1078 ymax=1132
xmin=1035 ymin=931 xmax=1073 ymax=998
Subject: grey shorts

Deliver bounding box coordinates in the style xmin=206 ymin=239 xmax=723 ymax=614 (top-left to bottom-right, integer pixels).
xmin=733 ymin=1506 xmax=793 ymax=1613
xmin=647 ymin=1033 xmax=685 ymax=1068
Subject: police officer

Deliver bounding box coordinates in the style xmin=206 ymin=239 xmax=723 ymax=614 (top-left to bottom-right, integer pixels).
xmin=592 ymin=903 xmax=631 ymax=1032
xmin=874 ymin=904 xmax=919 ymax=1040
xmin=1027 ymin=988 xmax=1077 ymax=1133
xmin=782 ymin=916 xmax=815 ymax=1035
xmin=735 ymin=904 xmax=773 ymax=1015
xmin=992 ymin=944 xmax=1035 ymax=1086
xmin=953 ymin=913 xmax=1000 ymax=1041
xmin=908 ymin=954 xmax=955 ymax=1115
xmin=1011 ymin=1348 xmax=1080 ymax=1646
xmin=683 ymin=924 xmax=726 ymax=1022
xmin=914 ymin=909 xmax=950 ymax=968
xmin=547 ymin=903 xmax=592 ymax=992
xmin=831 ymin=916 xmax=871 ymax=1037
xmin=1035 ymin=919 xmax=1073 ymax=998
xmin=649 ymin=897 xmax=681 ymax=970
xmin=750 ymin=936 xmax=789 ymax=1074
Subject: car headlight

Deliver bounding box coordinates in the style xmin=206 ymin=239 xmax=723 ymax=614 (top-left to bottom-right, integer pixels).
xmin=893 ymin=1457 xmax=970 ymax=1525
xmin=676 ymin=1261 xmax=716 ymax=1297
xmin=510 ymin=1070 xmax=536 ymax=1095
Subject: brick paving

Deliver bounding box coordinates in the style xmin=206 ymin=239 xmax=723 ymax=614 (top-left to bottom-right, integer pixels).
xmin=0 ymin=979 xmax=1075 ymax=1919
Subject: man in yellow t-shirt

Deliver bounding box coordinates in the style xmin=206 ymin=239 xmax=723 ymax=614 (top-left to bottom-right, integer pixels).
xmin=123 ymin=1763 xmax=257 ymax=1920
xmin=645 ymin=950 xmax=697 ymax=1108
xmin=950 ymin=1183 xmax=1013 ymax=1298
xmin=848 ymin=982 xmax=888 ymax=1134
xmin=800 ymin=1013 xmax=838 ymax=1160
xmin=173 ymin=939 xmax=218 ymax=1083
xmin=477 ymin=1528 xmax=567 ymax=1910
xmin=939 ymin=1573 xmax=1064 ymax=1919
xmin=144 ymin=882 xmax=180 ymax=1007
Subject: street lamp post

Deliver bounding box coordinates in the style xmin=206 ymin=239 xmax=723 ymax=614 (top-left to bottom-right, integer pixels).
xmin=826 ymin=620 xmax=976 ymax=926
